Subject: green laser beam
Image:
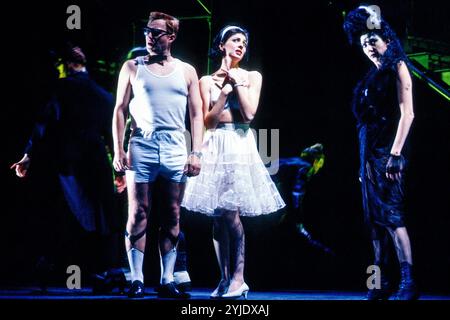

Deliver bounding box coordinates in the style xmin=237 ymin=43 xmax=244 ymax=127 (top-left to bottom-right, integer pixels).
xmin=195 ymin=0 xmax=211 ymax=15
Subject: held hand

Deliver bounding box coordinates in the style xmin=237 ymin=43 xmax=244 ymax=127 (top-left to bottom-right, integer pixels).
xmin=218 ymin=69 xmax=234 ymax=91
xmin=10 ymin=154 xmax=31 ymax=178
xmin=114 ymin=175 xmax=127 ymax=194
xmin=113 ymin=150 xmax=129 ymax=172
xmin=183 ymin=153 xmax=202 ymax=177
xmin=386 ymin=154 xmax=405 ymax=182
xmin=221 ymin=83 xmax=234 ymax=95
xmin=226 ymin=68 xmax=245 ymax=84
xmin=220 ymin=67 xmax=246 ymax=85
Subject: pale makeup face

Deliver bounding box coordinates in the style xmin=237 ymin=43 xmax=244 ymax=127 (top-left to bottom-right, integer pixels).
xmin=220 ymin=33 xmax=247 ymax=61
xmin=360 ymin=33 xmax=389 ymax=67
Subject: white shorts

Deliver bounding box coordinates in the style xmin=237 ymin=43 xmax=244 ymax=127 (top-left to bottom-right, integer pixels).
xmin=126 ymin=128 xmax=187 ymax=183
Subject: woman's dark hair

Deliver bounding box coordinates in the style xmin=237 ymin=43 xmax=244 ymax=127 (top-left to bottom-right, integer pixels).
xmin=209 ymin=25 xmax=250 ymax=61
xmin=343 ymin=5 xmax=407 ymax=69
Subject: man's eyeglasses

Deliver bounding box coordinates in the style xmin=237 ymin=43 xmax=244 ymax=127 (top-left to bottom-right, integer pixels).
xmin=143 ymin=27 xmax=170 ymax=38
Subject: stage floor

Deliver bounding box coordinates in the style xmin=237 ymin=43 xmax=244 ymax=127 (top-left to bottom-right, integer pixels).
xmin=1 ymin=287 xmax=449 ymax=300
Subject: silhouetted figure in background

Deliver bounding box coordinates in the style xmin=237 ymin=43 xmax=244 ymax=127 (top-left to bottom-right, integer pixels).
xmin=275 ymin=143 xmax=334 ymax=256
xmin=11 ymin=45 xmax=125 ymax=293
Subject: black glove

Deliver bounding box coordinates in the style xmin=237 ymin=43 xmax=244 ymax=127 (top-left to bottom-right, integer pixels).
xmin=386 ymin=154 xmax=405 ymax=175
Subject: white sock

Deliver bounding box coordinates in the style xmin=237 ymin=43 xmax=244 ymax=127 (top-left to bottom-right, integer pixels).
xmin=161 ymin=248 xmax=177 ymax=285
xmin=174 ymin=271 xmax=191 ymax=284
xmin=127 ymin=248 xmax=144 ymax=283
xmin=121 ymin=267 xmax=132 ymax=282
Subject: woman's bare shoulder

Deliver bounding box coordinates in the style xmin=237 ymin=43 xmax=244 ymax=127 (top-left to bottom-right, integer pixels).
xmin=247 ymin=70 xmax=262 ymax=78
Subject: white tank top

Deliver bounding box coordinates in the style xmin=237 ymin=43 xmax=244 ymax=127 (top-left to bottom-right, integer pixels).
xmin=129 ymin=56 xmax=188 ymax=131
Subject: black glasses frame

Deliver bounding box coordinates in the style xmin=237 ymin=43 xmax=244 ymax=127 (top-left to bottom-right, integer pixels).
xmin=143 ymin=27 xmax=170 ymax=38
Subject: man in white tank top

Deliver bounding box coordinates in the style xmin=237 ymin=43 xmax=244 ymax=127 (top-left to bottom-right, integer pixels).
xmin=112 ymin=11 xmax=203 ymax=298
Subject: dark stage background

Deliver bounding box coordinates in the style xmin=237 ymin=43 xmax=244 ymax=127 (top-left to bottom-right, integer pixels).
xmin=3 ymin=0 xmax=449 ymax=295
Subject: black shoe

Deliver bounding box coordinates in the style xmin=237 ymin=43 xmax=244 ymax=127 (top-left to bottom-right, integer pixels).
xmin=174 ymin=270 xmax=192 ymax=292
xmin=393 ymin=282 xmax=419 ymax=300
xmin=154 ymin=282 xmax=192 ymax=293
xmin=392 ymin=263 xmax=419 ymax=300
xmin=92 ymin=269 xmax=128 ymax=295
xmin=157 ymin=282 xmax=191 ymax=299
xmin=154 ymin=270 xmax=192 ymax=293
xmin=128 ymin=280 xmax=145 ymax=298
xmin=175 ymin=281 xmax=192 ymax=293
xmin=366 ymin=270 xmax=392 ymax=300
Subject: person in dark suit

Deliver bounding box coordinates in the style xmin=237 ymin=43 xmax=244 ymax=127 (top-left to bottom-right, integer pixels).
xmin=11 ymin=45 xmax=124 ymax=292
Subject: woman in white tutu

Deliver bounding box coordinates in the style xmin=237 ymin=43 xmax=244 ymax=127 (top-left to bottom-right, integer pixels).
xmin=181 ymin=25 xmax=285 ymax=299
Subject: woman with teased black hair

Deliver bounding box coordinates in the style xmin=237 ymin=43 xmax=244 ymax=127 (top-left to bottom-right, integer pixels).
xmin=344 ymin=5 xmax=419 ymax=300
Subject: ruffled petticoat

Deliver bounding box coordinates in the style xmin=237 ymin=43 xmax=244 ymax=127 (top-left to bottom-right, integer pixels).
xmin=182 ymin=123 xmax=285 ymax=216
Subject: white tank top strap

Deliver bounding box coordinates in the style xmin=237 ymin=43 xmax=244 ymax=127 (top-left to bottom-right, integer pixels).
xmin=135 ymin=56 xmax=145 ymax=66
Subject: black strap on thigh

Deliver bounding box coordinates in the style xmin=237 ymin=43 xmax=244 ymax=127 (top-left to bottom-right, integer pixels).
xmin=159 ymin=229 xmax=179 ymax=247
xmin=125 ymin=229 xmax=146 ymax=246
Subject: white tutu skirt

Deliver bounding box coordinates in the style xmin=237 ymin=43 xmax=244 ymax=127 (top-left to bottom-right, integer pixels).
xmin=182 ymin=123 xmax=285 ymax=216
